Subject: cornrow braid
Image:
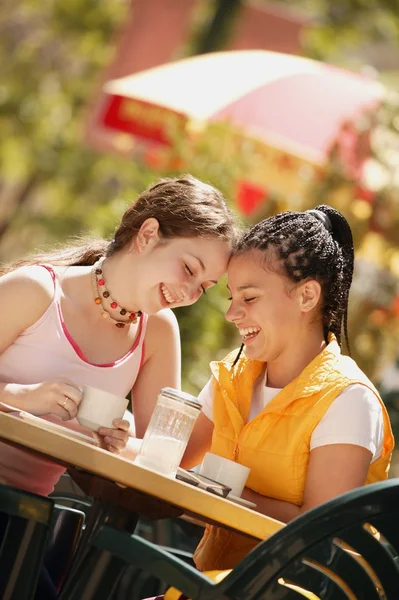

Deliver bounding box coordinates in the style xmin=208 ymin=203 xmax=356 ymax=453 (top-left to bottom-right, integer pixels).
xmin=233 ymin=205 xmax=354 ymax=353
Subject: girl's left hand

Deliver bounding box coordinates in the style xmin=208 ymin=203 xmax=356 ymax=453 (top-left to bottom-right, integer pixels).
xmin=97 ymin=418 xmax=130 ymax=453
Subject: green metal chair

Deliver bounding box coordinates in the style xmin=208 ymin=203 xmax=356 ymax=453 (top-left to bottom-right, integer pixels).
xmin=0 ymin=483 xmax=54 ymax=600
xmin=49 ymin=489 xmax=93 ymax=518
xmin=46 ymin=503 xmax=86 ymax=592
xmin=51 ymin=482 xmax=202 ymax=598
xmin=59 ymin=478 xmax=399 ymax=599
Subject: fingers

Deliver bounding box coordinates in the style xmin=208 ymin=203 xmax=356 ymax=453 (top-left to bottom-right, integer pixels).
xmin=54 ymin=395 xmax=79 ymax=421
xmin=102 ymin=432 xmax=129 ymax=450
xmin=106 ymin=444 xmax=119 ymax=453
xmin=60 ymin=383 xmax=83 ymax=406
xmin=112 ymin=418 xmax=130 ymax=431
xmin=98 ymin=424 xmax=129 ymax=452
xmin=54 ymin=396 xmax=77 ymax=420
xmin=54 ymin=401 xmax=72 ymax=421
xmin=55 ymin=384 xmax=82 ymax=419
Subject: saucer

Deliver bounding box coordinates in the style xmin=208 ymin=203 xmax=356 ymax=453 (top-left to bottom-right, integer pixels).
xmin=227 ymin=494 xmax=257 ymax=509
xmin=19 ymin=412 xmax=98 ymax=445
xmin=176 ymin=468 xmax=231 ymax=497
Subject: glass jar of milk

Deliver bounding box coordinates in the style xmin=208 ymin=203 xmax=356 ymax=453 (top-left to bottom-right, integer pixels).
xmin=135 ymin=387 xmax=202 ymax=477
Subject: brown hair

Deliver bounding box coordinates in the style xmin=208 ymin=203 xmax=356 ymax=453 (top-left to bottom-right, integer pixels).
xmin=1 ymin=175 xmax=238 ymax=274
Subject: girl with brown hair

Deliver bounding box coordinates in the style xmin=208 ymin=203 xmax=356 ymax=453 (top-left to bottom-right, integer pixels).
xmin=0 ymin=174 xmax=238 ymax=497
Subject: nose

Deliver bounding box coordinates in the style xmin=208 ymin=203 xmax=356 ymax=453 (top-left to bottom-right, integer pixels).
xmin=225 ymin=299 xmax=245 ymax=323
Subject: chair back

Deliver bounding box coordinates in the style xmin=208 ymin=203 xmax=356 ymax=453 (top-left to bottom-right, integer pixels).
xmin=0 ymin=483 xmax=54 ymax=600
xmin=59 ymin=480 xmax=399 ymax=599
xmin=219 ymin=479 xmax=399 ymax=599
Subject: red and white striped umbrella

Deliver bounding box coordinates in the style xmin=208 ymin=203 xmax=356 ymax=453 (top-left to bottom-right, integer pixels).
xmin=101 ymin=50 xmax=381 ymax=161
xmin=99 ymin=50 xmax=383 ymax=213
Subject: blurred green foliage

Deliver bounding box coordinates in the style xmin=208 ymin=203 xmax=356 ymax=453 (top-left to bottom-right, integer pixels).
xmin=277 ymin=0 xmax=399 ymax=61
xmin=0 ymin=1 xmax=246 ymax=393
xmin=1 ymin=0 xmax=399 ymax=397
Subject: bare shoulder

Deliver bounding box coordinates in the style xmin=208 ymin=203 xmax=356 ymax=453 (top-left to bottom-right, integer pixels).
xmin=144 ymin=309 xmax=180 ymax=357
xmin=0 ymin=265 xmax=54 ymax=297
xmin=0 ymin=265 xmax=54 ymax=330
xmin=146 ymin=308 xmax=180 ymax=332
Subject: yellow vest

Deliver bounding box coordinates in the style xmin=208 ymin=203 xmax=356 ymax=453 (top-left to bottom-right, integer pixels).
xmin=194 ymin=337 xmax=394 ymax=571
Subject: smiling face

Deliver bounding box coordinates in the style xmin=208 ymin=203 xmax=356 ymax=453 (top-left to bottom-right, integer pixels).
xmin=140 ymin=238 xmax=230 ymax=314
xmin=122 ymin=219 xmax=230 ymax=315
xmin=226 ymin=251 xmax=322 ymax=363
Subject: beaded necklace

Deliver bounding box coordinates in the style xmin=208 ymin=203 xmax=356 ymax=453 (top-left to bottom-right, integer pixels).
xmin=91 ymin=257 xmax=142 ymax=328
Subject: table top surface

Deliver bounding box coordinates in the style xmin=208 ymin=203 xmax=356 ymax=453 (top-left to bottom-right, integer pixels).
xmin=0 ymin=412 xmax=284 ymax=540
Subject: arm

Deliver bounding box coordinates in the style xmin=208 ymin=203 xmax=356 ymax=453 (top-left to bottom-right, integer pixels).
xmin=93 ymin=310 xmax=181 ymax=459
xmin=131 ymin=309 xmax=181 ymax=438
xmin=242 ymin=444 xmax=372 ymax=523
xmin=0 ymin=267 xmax=53 ymax=359
xmin=0 ymin=267 xmax=81 ymax=419
xmin=180 ymin=376 xmax=215 ymax=469
xmin=180 ymin=411 xmax=214 ymax=469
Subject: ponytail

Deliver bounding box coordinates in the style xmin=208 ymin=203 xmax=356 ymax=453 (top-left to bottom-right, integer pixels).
xmin=316 ymin=205 xmax=354 ymax=353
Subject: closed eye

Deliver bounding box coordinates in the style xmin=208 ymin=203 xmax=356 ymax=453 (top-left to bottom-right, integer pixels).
xmin=227 ymin=296 xmax=256 ymax=302
xmin=186 ymin=264 xmax=207 ymax=295
xmin=185 ymin=264 xmax=194 ymax=276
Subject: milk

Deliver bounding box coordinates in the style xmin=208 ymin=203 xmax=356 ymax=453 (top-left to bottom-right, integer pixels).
xmin=135 ymin=435 xmax=185 ymax=476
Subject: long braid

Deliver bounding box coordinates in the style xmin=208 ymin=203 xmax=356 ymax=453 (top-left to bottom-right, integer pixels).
xmin=318 ymin=205 xmax=354 ymax=353
xmin=234 ymin=205 xmax=354 ymax=353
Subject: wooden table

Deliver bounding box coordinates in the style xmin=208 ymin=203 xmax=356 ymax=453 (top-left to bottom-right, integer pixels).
xmin=0 ymin=411 xmax=284 ymax=586
xmin=0 ymin=412 xmax=283 ymax=539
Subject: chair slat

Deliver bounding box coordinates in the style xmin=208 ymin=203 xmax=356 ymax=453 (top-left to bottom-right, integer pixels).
xmin=258 ymin=578 xmax=322 ymax=599
xmin=304 ymin=540 xmax=383 ymax=600
xmin=338 ymin=522 xmax=399 ymax=599
xmin=369 ymin=514 xmax=399 ymax=555
xmin=0 ymin=484 xmax=54 ymax=600
xmin=275 ymin=557 xmax=352 ymax=600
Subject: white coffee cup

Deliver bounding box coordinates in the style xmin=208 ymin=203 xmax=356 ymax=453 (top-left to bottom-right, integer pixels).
xmin=199 ymin=452 xmax=250 ymax=497
xmin=77 ymin=386 xmax=129 ymax=432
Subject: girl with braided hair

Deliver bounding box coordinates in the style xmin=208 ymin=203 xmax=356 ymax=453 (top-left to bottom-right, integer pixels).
xmin=181 ymin=205 xmax=394 ymax=573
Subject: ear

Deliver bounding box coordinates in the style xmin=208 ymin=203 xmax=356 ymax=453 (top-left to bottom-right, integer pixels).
xmin=135 ymin=218 xmax=160 ymax=253
xmin=296 ymin=280 xmax=322 ymax=313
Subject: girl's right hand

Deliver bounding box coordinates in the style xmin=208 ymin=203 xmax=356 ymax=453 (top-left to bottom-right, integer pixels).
xmin=4 ymin=379 xmax=83 ymax=421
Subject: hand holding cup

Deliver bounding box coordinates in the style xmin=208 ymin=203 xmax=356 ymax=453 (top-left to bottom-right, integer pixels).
xmin=77 ymin=386 xmax=130 ymax=453
xmin=97 ymin=418 xmax=130 ymax=453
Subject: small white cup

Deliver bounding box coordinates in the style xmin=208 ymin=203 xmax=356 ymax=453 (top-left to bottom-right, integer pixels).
xmin=199 ymin=452 xmax=250 ymax=497
xmin=77 ymin=386 xmax=129 ymax=432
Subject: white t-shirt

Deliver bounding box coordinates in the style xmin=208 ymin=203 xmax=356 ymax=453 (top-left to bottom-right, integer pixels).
xmin=198 ymin=367 xmax=384 ymax=462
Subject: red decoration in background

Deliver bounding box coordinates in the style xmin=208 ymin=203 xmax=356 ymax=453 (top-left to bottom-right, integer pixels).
xmin=391 ymin=295 xmax=399 ymax=318
xmin=143 ymin=146 xmax=163 ymax=169
xmin=237 ymin=181 xmax=267 ymax=216
xmin=103 ymin=96 xmax=186 ymax=146
xmin=329 ymin=119 xmax=373 ymax=181
xmin=167 ymin=156 xmax=186 ymax=170
xmin=354 ymin=185 xmax=375 ymax=204
xmin=277 ymin=153 xmax=293 ymax=170
xmin=142 ymin=147 xmax=186 ymax=171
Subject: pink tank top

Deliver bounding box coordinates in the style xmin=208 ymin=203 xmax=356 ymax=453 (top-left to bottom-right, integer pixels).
xmin=0 ymin=265 xmax=148 ymax=495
